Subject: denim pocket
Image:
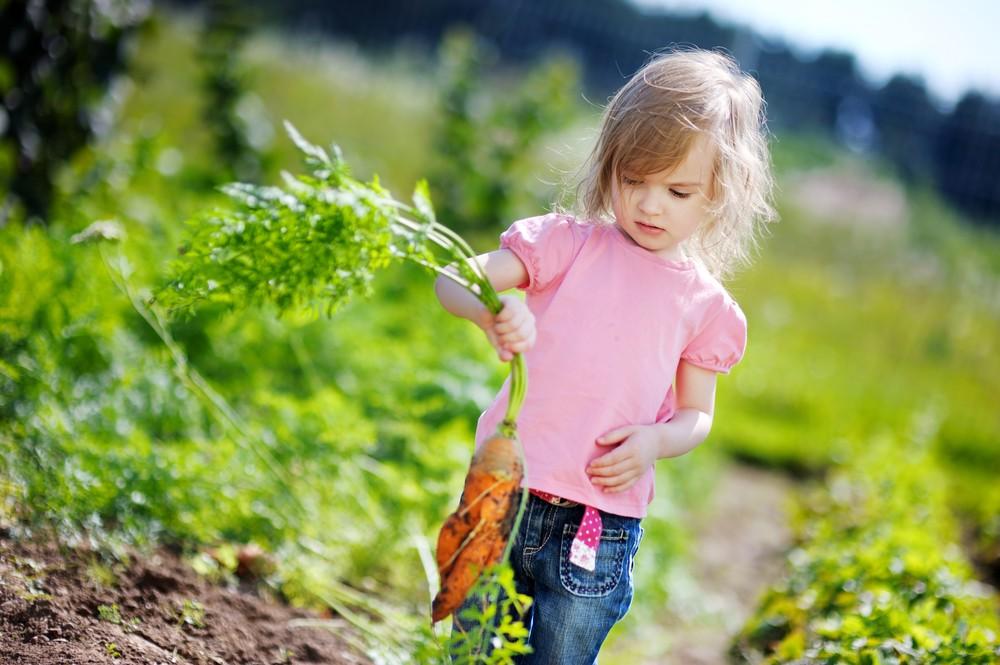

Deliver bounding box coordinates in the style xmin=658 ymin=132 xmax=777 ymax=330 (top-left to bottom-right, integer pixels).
xmin=558 ymin=523 xmax=629 ymax=597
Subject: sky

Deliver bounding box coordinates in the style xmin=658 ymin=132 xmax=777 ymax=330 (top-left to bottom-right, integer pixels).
xmin=631 ymin=0 xmax=1000 ymax=107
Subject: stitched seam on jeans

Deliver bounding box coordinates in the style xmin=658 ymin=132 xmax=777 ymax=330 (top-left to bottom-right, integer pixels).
xmin=532 ymin=503 xmax=557 ymax=555
xmin=628 ymin=526 xmax=642 ymax=579
xmin=522 ymin=495 xmax=541 ymax=556
xmin=557 ymin=525 xmax=627 ymax=597
xmin=519 ymin=498 xmax=538 ymax=580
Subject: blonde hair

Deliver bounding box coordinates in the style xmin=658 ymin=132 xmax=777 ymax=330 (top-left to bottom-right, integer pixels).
xmin=575 ymin=47 xmax=777 ymax=282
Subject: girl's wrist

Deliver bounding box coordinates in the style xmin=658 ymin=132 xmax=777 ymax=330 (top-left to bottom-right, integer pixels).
xmin=650 ymin=409 xmax=713 ymax=459
xmin=473 ymin=305 xmax=492 ymax=331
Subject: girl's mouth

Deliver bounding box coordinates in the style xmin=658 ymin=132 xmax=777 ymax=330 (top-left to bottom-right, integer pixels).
xmin=636 ymin=221 xmax=664 ymax=234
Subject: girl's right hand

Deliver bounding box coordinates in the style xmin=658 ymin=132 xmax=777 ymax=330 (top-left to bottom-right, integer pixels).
xmin=477 ymin=294 xmax=536 ymax=362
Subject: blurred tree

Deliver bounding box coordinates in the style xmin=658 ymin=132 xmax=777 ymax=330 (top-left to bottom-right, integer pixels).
xmin=429 ymin=29 xmax=577 ymax=234
xmin=872 ymin=74 xmax=943 ymax=183
xmin=812 ymin=51 xmax=866 ymax=130
xmin=0 ymin=0 xmax=150 ymax=223
xmin=934 ymin=92 xmax=1000 ymax=226
xmin=197 ymin=0 xmax=264 ymax=184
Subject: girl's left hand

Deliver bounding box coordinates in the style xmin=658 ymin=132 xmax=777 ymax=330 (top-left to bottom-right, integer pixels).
xmin=587 ymin=425 xmax=660 ymax=493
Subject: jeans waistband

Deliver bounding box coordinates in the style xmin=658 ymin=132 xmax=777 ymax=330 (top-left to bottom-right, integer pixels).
xmin=529 ymin=488 xmax=580 ymax=508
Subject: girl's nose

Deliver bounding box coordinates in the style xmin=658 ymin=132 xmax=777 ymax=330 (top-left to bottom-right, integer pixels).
xmin=638 ymin=191 xmax=664 ymax=216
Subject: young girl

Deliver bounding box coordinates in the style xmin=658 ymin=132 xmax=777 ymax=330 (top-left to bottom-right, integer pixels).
xmin=434 ymin=47 xmax=776 ymax=663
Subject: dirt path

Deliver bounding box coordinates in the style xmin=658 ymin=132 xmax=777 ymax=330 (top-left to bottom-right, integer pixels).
xmin=0 ymin=463 xmax=800 ymax=664
xmin=0 ymin=533 xmax=371 ymax=665
xmin=605 ymin=461 xmax=800 ymax=665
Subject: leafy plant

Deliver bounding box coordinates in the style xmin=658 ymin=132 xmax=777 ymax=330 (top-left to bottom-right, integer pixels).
xmin=731 ymin=429 xmax=1000 ymax=664
xmin=0 ymin=0 xmax=151 ymax=221
xmin=177 ymin=599 xmax=206 ymax=629
xmin=447 ymin=564 xmax=534 ymax=663
xmin=197 ymin=0 xmax=265 ymax=183
xmin=98 ymin=603 xmax=123 ymax=624
xmin=429 ymin=29 xmax=578 ymax=235
xmin=155 ymin=123 xmax=535 ymax=660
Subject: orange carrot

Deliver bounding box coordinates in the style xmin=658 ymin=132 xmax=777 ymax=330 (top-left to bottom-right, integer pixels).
xmin=432 ymin=522 xmax=499 ymax=622
xmin=435 ymin=510 xmax=477 ymax=575
xmin=431 ymin=434 xmax=524 ymax=622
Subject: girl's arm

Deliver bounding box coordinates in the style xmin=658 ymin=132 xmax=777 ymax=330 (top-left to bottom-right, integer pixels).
xmin=653 ymin=359 xmax=717 ymax=458
xmin=435 ymin=249 xmax=536 ymax=361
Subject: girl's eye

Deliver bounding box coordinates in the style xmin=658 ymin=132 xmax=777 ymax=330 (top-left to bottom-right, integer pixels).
xmin=622 ymin=175 xmax=642 ymax=186
xmin=670 ymin=190 xmax=691 ymax=199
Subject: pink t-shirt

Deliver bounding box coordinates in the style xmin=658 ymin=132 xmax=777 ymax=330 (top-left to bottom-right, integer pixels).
xmin=473 ymin=213 xmax=748 ymax=518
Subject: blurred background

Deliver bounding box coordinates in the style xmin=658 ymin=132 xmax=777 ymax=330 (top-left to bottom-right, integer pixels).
xmin=1 ymin=1 xmax=998 ymax=663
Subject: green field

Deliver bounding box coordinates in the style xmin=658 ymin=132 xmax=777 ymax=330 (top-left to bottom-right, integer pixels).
xmin=2 ymin=8 xmax=998 ymax=663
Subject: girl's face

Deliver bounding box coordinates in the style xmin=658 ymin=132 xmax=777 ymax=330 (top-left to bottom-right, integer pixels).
xmin=611 ymin=133 xmax=717 ymax=261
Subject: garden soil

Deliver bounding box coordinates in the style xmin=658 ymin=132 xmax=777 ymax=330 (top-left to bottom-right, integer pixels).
xmin=603 ymin=461 xmax=800 ymax=664
xmin=0 ymin=533 xmax=371 ymax=664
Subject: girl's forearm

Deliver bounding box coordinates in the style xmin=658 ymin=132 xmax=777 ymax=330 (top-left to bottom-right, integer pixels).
xmin=435 ymin=269 xmax=490 ymax=329
xmin=651 ymin=408 xmax=714 ymax=459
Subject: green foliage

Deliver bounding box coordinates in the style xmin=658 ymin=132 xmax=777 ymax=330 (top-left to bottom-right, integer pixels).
xmin=0 ymin=0 xmax=150 ymax=221
xmin=177 ymin=599 xmax=206 ymax=629
xmin=714 ymin=151 xmax=1000 ymax=564
xmin=430 ymin=29 xmax=579 ymax=234
xmin=0 ymin=114 xmax=536 ymax=662
xmin=445 ymin=564 xmax=533 ymax=663
xmin=155 ymin=126 xmax=391 ymax=317
xmin=5 ymin=10 xmax=998 ymax=664
xmin=198 ymin=0 xmax=265 ymax=183
xmin=156 ymin=122 xmax=502 ymax=322
xmin=732 ymin=431 xmax=1000 ymax=664
xmin=98 ymin=603 xmax=123 ymax=624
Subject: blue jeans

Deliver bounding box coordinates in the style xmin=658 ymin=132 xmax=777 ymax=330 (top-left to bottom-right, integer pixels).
xmin=452 ymin=493 xmax=644 ymax=664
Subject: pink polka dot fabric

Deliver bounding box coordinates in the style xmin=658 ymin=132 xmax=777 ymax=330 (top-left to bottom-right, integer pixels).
xmin=531 ymin=489 xmax=601 ymax=571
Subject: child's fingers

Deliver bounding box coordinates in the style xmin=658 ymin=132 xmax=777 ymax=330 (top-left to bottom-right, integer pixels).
xmin=593 ymin=469 xmax=640 ymax=491
xmin=494 ymin=321 xmax=517 ymax=337
xmin=499 ymin=318 xmax=534 ymax=341
xmin=587 ymin=459 xmax=631 ymax=478
xmin=500 ymin=338 xmax=532 ymax=355
xmin=495 ymin=308 xmax=526 ymax=333
xmin=593 ymin=474 xmax=627 ymax=489
xmin=588 ymin=449 xmax=626 ymax=469
xmin=591 ymin=469 xmax=633 ymax=487
xmin=603 ymin=478 xmax=638 ymax=493
xmin=498 ymin=329 xmax=529 ymax=345
xmin=484 ymin=329 xmax=509 ymax=360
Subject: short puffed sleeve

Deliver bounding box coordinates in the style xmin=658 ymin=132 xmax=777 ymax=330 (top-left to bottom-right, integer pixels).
xmin=499 ymin=213 xmax=586 ymax=293
xmin=680 ymin=298 xmax=748 ymax=374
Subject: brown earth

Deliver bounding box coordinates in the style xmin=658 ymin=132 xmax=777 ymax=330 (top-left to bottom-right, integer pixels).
xmin=603 ymin=461 xmax=801 ymax=665
xmin=0 ymin=533 xmax=372 ymax=665
xmin=658 ymin=463 xmax=799 ymax=665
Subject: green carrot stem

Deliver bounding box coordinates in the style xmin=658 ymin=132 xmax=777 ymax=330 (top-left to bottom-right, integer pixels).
xmin=507 ymin=353 xmax=527 ymax=421
xmin=404 ymin=256 xmax=476 ymax=292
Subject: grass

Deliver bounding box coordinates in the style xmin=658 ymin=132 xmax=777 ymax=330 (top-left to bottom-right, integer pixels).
xmin=4 ymin=6 xmax=999 ymax=663
xmin=716 ymin=152 xmax=1000 ymax=535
